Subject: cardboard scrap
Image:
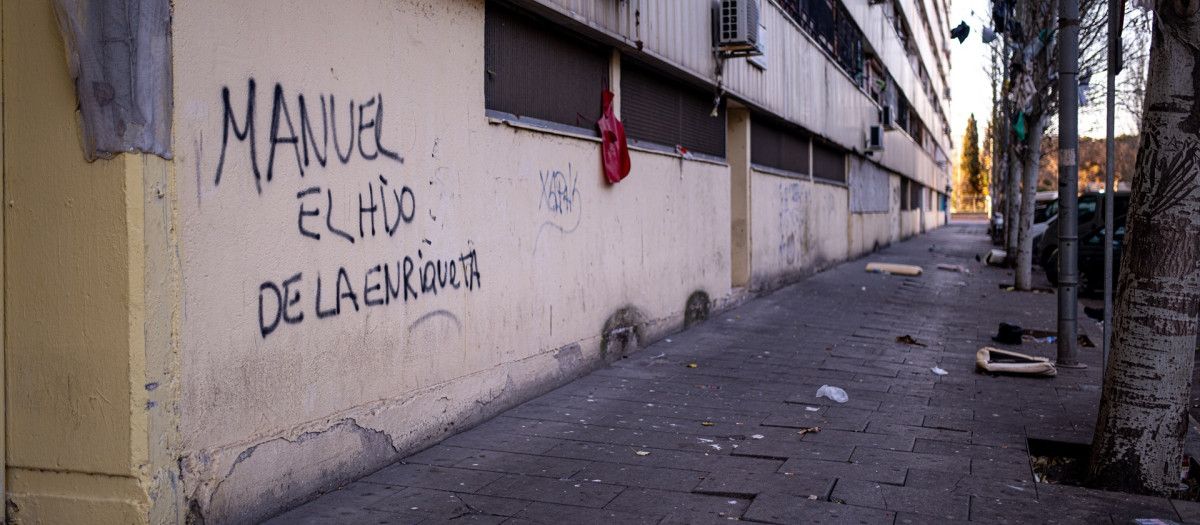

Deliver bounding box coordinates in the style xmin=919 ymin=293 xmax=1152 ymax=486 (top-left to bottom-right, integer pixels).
xmin=866 ymin=262 xmax=924 ymax=276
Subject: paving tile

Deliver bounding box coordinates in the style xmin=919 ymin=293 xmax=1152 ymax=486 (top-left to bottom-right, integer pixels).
xmin=368 ymin=487 xmax=517 ymax=519
xmin=779 ymin=457 xmax=908 ymax=485
xmin=863 ymin=421 xmax=974 ymax=445
xmin=969 ymin=494 xmax=1113 ymax=524
xmin=503 ymin=501 xmax=657 ymax=525
xmin=902 ymin=468 xmax=1037 ymax=501
xmin=289 ymin=480 xmax=403 ymax=508
xmin=830 ymin=478 xmax=968 ymax=520
xmin=760 ymin=406 xmax=869 ymax=432
xmin=1035 ymin=482 xmax=1183 ymax=524
xmin=1172 ymin=498 xmax=1200 ymax=523
xmin=540 ymin=439 xmax=776 ymax=473
xmin=731 ymin=432 xmax=854 ymax=462
xmin=361 ymin=463 xmax=504 ymax=493
xmin=438 ymin=422 xmax=573 ymax=455
xmin=260 ymin=505 xmax=425 ymax=525
xmin=912 ymin=437 xmax=1029 ymax=462
xmin=451 ymin=450 xmax=589 ymax=479
xmin=475 ymin=474 xmax=624 ymax=508
xmin=693 ymin=466 xmax=833 ymax=498
xmin=742 ymin=493 xmax=897 ymax=524
xmin=402 ymin=445 xmax=488 ymax=467
xmin=603 ymin=487 xmax=752 ymax=517
xmin=922 ymin=414 xmax=1026 ymax=435
xmin=569 ymin=461 xmax=705 ymax=491
xmin=799 ymin=428 xmax=916 ymax=452
xmin=849 ymin=447 xmax=970 ymax=475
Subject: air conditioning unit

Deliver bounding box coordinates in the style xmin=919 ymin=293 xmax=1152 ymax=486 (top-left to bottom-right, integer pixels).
xmin=867 ymin=125 xmax=885 ymax=151
xmin=714 ymin=0 xmax=760 ymax=52
xmin=880 ymin=105 xmax=896 ymax=130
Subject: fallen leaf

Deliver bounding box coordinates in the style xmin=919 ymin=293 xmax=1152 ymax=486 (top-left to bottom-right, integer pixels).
xmin=797 ymin=426 xmax=821 ymax=435
xmin=894 ymin=335 xmax=927 ymax=347
xmin=629 ymin=446 xmax=650 ymax=456
xmin=687 ymin=364 xmax=698 ymax=368
xmin=702 ymin=422 xmax=715 ymax=426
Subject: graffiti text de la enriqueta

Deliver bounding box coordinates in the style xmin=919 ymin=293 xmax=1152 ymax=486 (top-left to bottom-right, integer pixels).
xmin=210 ymin=78 xmax=484 ymax=338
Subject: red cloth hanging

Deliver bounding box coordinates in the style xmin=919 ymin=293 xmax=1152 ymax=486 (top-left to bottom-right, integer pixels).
xmin=598 ymin=90 xmax=631 ymax=184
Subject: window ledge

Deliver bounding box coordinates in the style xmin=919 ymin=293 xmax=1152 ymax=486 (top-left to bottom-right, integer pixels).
xmin=486 ymin=110 xmax=601 ymax=143
xmin=813 ymin=177 xmax=848 ymax=188
xmin=751 ymin=164 xmax=809 ymax=181
xmin=627 ymin=140 xmax=728 ymax=166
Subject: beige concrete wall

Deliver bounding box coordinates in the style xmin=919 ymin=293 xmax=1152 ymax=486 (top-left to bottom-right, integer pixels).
xmin=748 ymin=170 xmax=849 ymax=289
xmin=3 ymin=1 xmax=160 ymax=522
xmin=172 ymin=1 xmax=730 ymax=521
xmin=808 ymin=182 xmax=851 ymax=269
xmin=850 ymin=212 xmax=893 ymax=258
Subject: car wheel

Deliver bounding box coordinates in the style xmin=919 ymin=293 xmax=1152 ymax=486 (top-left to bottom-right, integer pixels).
xmin=1045 ymin=250 xmax=1059 ymax=286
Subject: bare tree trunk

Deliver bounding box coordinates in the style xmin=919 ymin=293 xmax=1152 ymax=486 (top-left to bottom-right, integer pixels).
xmin=1015 ymin=115 xmax=1046 ymax=290
xmin=1089 ymin=5 xmax=1200 ymax=495
xmin=1005 ymin=148 xmax=1021 ymax=260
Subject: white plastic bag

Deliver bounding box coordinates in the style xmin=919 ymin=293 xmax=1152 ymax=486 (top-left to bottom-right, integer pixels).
xmin=815 ymin=385 xmax=848 ymax=403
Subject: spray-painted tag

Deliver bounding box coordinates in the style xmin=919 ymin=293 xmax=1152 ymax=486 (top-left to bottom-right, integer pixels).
xmin=1060 ymin=148 xmax=1077 ymax=167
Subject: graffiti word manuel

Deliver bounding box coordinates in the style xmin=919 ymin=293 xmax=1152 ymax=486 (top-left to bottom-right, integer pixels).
xmin=215 ymin=78 xmax=403 ymax=193
xmin=211 ymin=78 xmax=483 ymax=337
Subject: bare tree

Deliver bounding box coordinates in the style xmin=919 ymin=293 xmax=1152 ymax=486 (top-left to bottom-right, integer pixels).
xmin=1088 ymin=4 xmax=1200 ymax=494
xmin=1005 ymin=0 xmax=1112 ymax=289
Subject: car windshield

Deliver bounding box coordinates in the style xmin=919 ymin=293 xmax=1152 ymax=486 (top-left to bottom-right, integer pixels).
xmin=1079 ymin=196 xmax=1098 ymax=222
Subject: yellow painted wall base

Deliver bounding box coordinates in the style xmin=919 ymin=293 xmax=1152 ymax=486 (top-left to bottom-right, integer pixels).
xmin=7 ymin=469 xmax=147 ymax=525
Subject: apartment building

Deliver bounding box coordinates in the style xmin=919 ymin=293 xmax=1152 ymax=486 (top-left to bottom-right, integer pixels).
xmin=1 ymin=0 xmax=951 ymax=522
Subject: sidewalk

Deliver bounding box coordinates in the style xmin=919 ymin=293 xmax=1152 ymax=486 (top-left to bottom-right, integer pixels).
xmin=264 ymin=222 xmax=1200 ymax=524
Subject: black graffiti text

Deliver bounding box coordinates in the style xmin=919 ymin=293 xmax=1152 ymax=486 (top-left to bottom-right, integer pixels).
xmin=539 ymin=164 xmax=580 ymax=215
xmin=258 ymin=248 xmax=482 ymax=338
xmin=214 ymin=78 xmax=404 ymax=194
xmin=296 ymin=175 xmax=416 ymax=243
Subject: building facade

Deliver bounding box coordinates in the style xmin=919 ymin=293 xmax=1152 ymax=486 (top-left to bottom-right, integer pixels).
xmin=2 ymin=0 xmax=951 ymax=522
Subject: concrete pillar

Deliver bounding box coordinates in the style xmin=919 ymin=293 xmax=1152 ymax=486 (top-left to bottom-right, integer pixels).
xmin=728 ymin=105 xmax=752 ymax=288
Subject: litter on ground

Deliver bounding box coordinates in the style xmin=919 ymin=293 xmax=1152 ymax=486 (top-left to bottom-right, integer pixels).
xmin=976 ymin=347 xmax=1057 ymax=377
xmin=931 ymin=366 xmax=948 ymax=375
xmin=936 ymin=263 xmax=970 ymax=273
xmin=865 ymin=262 xmax=924 ymax=276
xmin=815 ymin=385 xmax=848 ymax=403
xmin=895 ymin=335 xmax=927 ymax=347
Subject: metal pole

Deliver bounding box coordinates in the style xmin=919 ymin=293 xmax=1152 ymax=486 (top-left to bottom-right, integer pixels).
xmin=1057 ymin=0 xmax=1084 ymax=367
xmin=1103 ymin=0 xmax=1119 ymax=374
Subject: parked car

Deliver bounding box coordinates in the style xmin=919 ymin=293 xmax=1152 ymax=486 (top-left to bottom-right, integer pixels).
xmin=1044 ymin=215 xmax=1125 ymax=294
xmin=1031 ymin=195 xmax=1058 ymax=241
xmin=1030 ymin=196 xmax=1059 ymax=265
xmin=991 ymin=192 xmax=1057 ymax=248
xmin=1038 ymin=191 xmax=1129 ymax=270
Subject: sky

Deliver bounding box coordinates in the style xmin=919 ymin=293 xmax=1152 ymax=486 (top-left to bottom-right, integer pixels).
xmin=947 ymin=0 xmax=1143 ymax=154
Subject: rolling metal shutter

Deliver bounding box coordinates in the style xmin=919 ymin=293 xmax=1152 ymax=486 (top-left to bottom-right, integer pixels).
xmin=621 ymin=59 xmax=726 ymax=158
xmin=751 ymin=116 xmax=810 ymax=175
xmin=485 ymin=5 xmax=610 ymax=132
